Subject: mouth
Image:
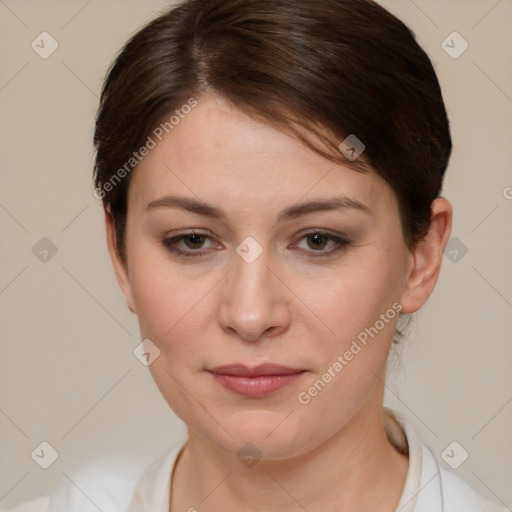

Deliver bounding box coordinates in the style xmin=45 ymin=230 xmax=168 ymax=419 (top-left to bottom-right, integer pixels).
xmin=207 ymin=363 xmax=307 ymax=397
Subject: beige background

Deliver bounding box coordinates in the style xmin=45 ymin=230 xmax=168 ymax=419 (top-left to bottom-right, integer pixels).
xmin=0 ymin=0 xmax=511 ymax=509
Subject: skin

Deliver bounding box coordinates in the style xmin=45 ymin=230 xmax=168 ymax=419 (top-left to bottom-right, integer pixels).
xmin=105 ymin=94 xmax=452 ymax=511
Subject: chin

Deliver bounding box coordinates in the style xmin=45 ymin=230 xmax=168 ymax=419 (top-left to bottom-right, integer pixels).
xmin=201 ymin=409 xmax=312 ymax=461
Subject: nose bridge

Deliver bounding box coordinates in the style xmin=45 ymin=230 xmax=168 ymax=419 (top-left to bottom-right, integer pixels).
xmin=219 ymin=236 xmax=289 ymax=341
xmin=235 ymin=239 xmax=271 ymax=296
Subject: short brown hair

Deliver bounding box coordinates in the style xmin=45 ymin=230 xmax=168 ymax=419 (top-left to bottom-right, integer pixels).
xmin=93 ymin=0 xmax=452 ymax=264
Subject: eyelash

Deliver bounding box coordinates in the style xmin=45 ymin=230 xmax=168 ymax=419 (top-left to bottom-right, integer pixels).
xmin=161 ymin=231 xmax=351 ymax=259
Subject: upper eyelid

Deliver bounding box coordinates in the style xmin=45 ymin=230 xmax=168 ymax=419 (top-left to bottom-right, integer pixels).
xmin=166 ymin=229 xmax=345 ymax=242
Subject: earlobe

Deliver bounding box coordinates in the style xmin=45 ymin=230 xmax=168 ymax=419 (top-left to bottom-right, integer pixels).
xmin=104 ymin=207 xmax=137 ymax=314
xmin=399 ymin=198 xmax=453 ymax=314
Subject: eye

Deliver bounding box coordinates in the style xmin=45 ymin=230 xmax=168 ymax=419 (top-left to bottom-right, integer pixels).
xmin=294 ymin=231 xmax=350 ymax=257
xmin=162 ymin=230 xmax=351 ymax=259
xmin=162 ymin=232 xmax=216 ymax=257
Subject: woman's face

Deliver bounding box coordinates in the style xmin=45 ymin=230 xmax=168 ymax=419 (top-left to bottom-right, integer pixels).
xmin=112 ymin=94 xmax=417 ymax=459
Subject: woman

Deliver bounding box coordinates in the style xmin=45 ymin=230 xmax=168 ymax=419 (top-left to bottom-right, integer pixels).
xmin=7 ymin=0 xmax=507 ymax=510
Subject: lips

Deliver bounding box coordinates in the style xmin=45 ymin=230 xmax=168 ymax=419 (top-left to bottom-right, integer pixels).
xmin=209 ymin=363 xmax=304 ymax=377
xmin=207 ymin=364 xmax=306 ymax=397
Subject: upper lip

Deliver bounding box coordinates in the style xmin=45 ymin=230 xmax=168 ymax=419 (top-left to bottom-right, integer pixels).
xmin=208 ymin=364 xmax=305 ymax=377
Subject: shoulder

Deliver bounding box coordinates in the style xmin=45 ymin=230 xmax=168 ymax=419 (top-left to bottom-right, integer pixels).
xmin=2 ymin=496 xmax=50 ymax=512
xmin=419 ymin=432 xmax=507 ymax=512
xmin=2 ymin=443 xmax=183 ymax=512
xmin=386 ymin=408 xmax=508 ymax=512
xmin=438 ymin=466 xmax=509 ymax=512
xmin=3 ymin=462 xmax=141 ymax=512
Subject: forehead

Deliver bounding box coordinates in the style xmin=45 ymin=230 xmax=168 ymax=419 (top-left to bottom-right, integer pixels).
xmin=128 ymin=95 xmax=396 ymax=218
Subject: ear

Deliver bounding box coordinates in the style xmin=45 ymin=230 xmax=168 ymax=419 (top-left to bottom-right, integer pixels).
xmin=399 ymin=198 xmax=453 ymax=314
xmin=104 ymin=207 xmax=137 ymax=314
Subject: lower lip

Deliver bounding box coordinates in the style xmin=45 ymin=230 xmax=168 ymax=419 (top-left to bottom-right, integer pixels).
xmin=210 ymin=372 xmax=305 ymax=397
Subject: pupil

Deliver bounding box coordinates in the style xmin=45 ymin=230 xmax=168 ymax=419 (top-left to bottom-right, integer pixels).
xmin=310 ymin=234 xmax=326 ymax=249
xmin=187 ymin=234 xmax=203 ymax=248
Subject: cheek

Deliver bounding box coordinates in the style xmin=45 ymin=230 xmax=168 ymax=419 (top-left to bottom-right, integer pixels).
xmin=128 ymin=260 xmax=213 ymax=418
xmin=126 ymin=237 xmax=183 ymax=323
xmin=127 ymin=246 xmax=218 ymax=372
xmin=293 ymin=270 xmax=399 ymax=436
xmin=296 ymin=257 xmax=400 ymax=343
xmin=131 ymin=269 xmax=205 ymax=346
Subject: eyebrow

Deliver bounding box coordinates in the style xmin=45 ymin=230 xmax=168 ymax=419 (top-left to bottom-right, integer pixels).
xmin=145 ymin=195 xmax=373 ymax=221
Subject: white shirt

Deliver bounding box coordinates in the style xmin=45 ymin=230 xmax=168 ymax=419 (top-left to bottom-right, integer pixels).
xmin=5 ymin=409 xmax=508 ymax=512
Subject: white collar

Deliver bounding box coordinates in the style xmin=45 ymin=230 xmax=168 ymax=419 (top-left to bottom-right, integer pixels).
xmin=390 ymin=408 xmax=444 ymax=512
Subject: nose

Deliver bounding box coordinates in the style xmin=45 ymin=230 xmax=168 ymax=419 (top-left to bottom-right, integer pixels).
xmin=217 ymin=243 xmax=291 ymax=343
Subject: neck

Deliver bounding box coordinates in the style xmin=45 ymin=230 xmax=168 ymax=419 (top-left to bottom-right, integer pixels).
xmin=170 ymin=390 xmax=408 ymax=511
